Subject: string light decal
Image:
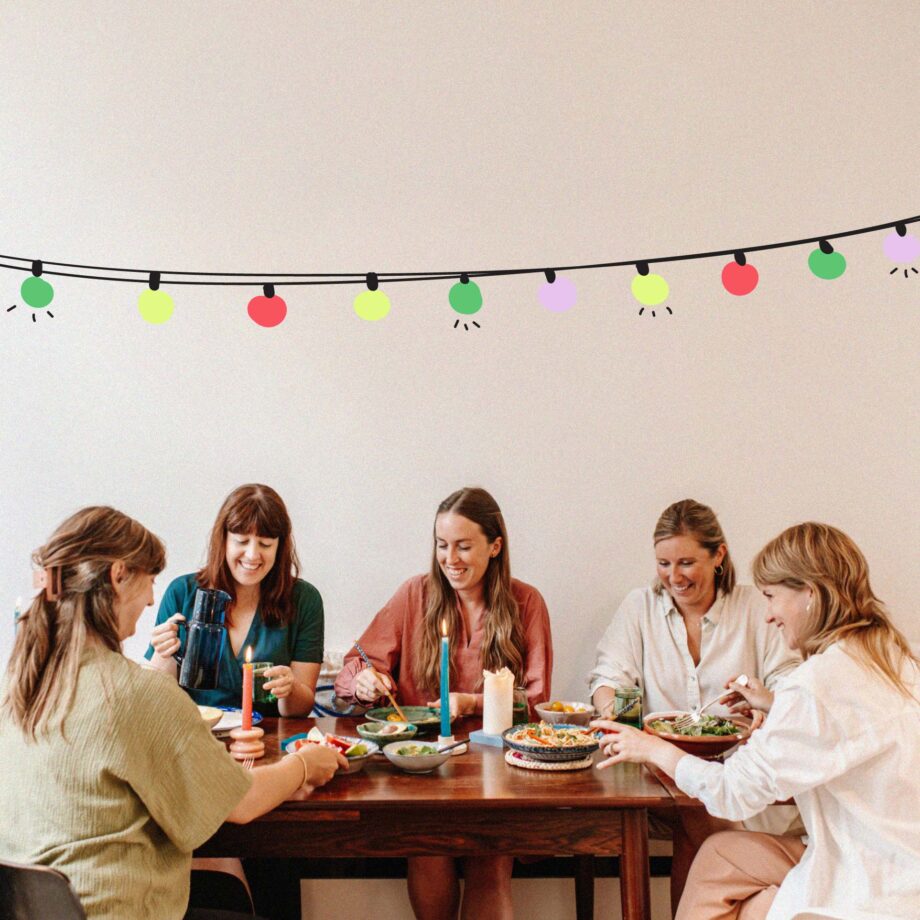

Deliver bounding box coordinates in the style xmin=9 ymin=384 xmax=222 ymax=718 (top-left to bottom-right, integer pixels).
xmin=808 ymin=239 xmax=846 ymax=280
xmin=138 ymin=272 xmax=174 ymax=324
xmin=354 ymin=272 xmax=391 ymax=321
xmin=1 ymin=213 xmax=917 ymax=324
xmin=884 ymin=223 xmax=919 ymax=277
xmin=721 ymin=251 xmax=759 ymax=296
xmin=538 ymin=269 xmax=577 ymax=312
xmin=449 ymin=273 xmax=483 ymax=329
xmin=10 ymin=261 xmax=56 ymax=321
xmin=247 ymin=283 xmax=287 ymax=327
xmin=632 ymin=262 xmax=671 ymax=316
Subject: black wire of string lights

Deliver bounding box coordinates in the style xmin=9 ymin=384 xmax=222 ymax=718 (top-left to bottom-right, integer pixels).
xmin=5 ymin=213 xmax=919 ymax=326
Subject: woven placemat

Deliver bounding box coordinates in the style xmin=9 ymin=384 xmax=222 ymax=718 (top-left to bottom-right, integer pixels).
xmin=504 ymin=749 xmax=593 ymax=771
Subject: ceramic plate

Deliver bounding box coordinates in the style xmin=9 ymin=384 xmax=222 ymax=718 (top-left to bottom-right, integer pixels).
xmin=365 ymin=706 xmax=441 ymax=734
xmin=501 ymin=722 xmax=601 ymax=762
xmin=212 ymin=707 xmax=264 ymax=733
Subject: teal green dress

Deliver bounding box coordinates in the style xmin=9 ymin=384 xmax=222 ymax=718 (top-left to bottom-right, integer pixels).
xmin=144 ymin=573 xmax=324 ymax=715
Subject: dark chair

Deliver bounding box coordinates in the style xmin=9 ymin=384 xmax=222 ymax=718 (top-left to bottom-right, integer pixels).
xmin=0 ymin=858 xmax=86 ymax=920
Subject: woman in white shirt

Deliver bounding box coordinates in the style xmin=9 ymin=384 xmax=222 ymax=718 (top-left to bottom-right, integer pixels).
xmin=588 ymin=499 xmax=799 ymax=720
xmin=588 ymin=499 xmax=802 ymax=908
xmin=594 ymin=522 xmax=920 ymax=920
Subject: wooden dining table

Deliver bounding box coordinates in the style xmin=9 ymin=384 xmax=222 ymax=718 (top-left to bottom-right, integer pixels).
xmin=196 ymin=715 xmax=676 ymax=920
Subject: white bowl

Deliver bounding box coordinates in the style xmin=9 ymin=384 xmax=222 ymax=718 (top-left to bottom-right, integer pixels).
xmin=383 ymin=741 xmax=451 ymax=774
xmin=197 ymin=705 xmax=223 ymax=729
xmin=534 ymin=701 xmax=596 ymax=726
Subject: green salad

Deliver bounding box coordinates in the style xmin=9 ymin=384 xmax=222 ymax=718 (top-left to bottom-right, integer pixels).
xmin=395 ymin=744 xmax=438 ymax=756
xmin=649 ymin=715 xmax=738 ymax=737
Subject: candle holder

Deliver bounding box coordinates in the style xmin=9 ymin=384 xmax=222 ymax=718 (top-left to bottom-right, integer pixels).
xmin=438 ymin=734 xmax=467 ymax=755
xmin=229 ymin=726 xmax=265 ymax=761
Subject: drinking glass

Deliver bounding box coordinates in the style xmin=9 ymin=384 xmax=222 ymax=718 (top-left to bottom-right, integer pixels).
xmin=612 ymin=687 xmax=643 ymax=729
xmin=252 ymin=661 xmax=275 ymax=703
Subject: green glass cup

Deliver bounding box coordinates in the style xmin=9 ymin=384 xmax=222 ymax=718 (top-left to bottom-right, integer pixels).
xmin=512 ymin=687 xmax=529 ymax=725
xmin=252 ymin=661 xmax=275 ymax=703
xmin=613 ymin=687 xmax=642 ymax=729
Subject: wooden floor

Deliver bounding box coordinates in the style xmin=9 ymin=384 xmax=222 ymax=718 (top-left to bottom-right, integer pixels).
xmin=299 ymin=877 xmax=672 ymax=920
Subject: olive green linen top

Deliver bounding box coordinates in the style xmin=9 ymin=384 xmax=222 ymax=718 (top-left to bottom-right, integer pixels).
xmin=0 ymin=645 xmax=252 ymax=920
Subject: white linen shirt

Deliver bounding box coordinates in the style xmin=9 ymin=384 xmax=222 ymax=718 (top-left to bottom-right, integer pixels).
xmin=675 ymin=642 xmax=920 ymax=920
xmin=587 ymin=584 xmax=800 ymax=716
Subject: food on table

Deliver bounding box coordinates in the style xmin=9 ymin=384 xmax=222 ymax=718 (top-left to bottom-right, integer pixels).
xmin=294 ymin=727 xmax=369 ymax=757
xmin=548 ymin=701 xmax=588 ymax=713
xmin=386 ymin=713 xmax=405 ymax=722
xmin=376 ymin=723 xmax=407 ymax=735
xmin=394 ymin=744 xmax=439 ymax=756
xmin=647 ymin=715 xmax=739 ymax=737
xmin=505 ymin=722 xmax=598 ymax=747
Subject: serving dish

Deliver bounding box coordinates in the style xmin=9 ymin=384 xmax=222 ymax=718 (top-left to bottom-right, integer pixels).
xmin=643 ymin=710 xmax=751 ymax=758
xmin=501 ymin=722 xmax=601 ymax=762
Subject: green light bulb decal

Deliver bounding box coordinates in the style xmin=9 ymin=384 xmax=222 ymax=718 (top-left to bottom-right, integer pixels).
xmin=449 ymin=274 xmax=483 ymax=329
xmin=808 ymin=239 xmax=846 ymax=280
xmin=8 ymin=260 xmax=56 ymax=322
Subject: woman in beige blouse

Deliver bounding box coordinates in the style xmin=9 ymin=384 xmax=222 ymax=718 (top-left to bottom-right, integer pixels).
xmin=587 ymin=499 xmax=801 ymax=908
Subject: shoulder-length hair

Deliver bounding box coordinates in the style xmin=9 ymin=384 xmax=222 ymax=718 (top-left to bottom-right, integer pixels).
xmin=5 ymin=506 xmax=166 ymax=739
xmin=752 ymin=522 xmax=918 ymax=699
xmin=652 ymin=499 xmax=736 ymax=596
xmin=411 ymin=487 xmax=526 ymax=694
xmin=197 ymin=484 xmax=300 ymax=628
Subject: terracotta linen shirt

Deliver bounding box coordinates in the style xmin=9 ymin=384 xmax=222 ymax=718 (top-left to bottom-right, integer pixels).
xmin=335 ymin=574 xmax=553 ymax=712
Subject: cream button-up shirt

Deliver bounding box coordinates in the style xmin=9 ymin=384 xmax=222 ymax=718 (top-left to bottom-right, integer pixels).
xmin=587 ymin=584 xmax=800 ymax=716
xmin=675 ymin=642 xmax=920 ymax=920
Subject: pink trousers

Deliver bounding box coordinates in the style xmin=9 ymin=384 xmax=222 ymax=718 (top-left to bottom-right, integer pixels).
xmin=675 ymin=830 xmax=806 ymax=920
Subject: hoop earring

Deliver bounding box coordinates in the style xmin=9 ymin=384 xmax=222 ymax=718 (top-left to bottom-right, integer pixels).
xmin=714 ymin=564 xmax=724 ymax=576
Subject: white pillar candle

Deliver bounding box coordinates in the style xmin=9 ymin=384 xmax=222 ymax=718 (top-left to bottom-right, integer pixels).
xmin=482 ymin=666 xmax=514 ymax=735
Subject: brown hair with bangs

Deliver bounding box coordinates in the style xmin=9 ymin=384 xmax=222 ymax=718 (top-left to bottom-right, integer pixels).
xmin=197 ymin=484 xmax=300 ymax=627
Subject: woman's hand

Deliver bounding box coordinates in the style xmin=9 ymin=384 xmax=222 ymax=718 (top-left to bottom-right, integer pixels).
xmin=426 ymin=692 xmax=477 ymax=719
xmin=354 ymin=666 xmax=393 ymax=703
xmin=722 ymin=674 xmax=774 ymax=715
xmin=263 ymin=665 xmax=295 ymax=699
xmin=591 ymin=719 xmax=687 ymax=777
xmin=150 ymin=613 xmax=184 ymax=660
xmin=295 ymin=744 xmax=348 ymax=788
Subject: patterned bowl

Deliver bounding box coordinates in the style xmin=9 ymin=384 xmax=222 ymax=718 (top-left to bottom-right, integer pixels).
xmin=501 ymin=723 xmax=601 ymax=762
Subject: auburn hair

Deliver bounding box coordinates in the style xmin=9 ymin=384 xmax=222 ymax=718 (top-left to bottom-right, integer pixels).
xmin=197 ymin=484 xmax=300 ymax=627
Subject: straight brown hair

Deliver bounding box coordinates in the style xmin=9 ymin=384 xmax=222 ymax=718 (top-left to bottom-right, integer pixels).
xmin=197 ymin=484 xmax=301 ymax=628
xmin=412 ymin=487 xmax=526 ymax=694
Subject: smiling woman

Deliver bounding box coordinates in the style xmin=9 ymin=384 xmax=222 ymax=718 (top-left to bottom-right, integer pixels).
xmin=144 ymin=484 xmax=324 ymax=719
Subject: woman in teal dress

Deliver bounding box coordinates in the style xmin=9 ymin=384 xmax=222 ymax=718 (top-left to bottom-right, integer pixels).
xmin=145 ymin=483 xmax=323 ymax=717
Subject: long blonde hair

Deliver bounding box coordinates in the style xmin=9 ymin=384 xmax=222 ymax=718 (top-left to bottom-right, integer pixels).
xmin=412 ymin=488 xmax=526 ymax=694
xmin=4 ymin=506 xmax=166 ymax=739
xmin=752 ymin=522 xmax=918 ymax=698
xmin=652 ymin=499 xmax=736 ymax=596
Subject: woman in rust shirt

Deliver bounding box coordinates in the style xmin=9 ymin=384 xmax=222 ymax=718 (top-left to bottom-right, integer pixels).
xmin=335 ymin=486 xmax=553 ymax=920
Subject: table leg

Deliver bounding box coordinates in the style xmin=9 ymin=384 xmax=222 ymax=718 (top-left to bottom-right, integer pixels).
xmin=574 ymin=855 xmax=595 ymax=920
xmin=619 ymin=810 xmax=650 ymax=920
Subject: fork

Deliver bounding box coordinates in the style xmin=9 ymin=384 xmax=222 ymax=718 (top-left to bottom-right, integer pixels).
xmin=241 ymin=756 xmax=255 ymax=771
xmin=672 ymin=674 xmax=749 ymax=731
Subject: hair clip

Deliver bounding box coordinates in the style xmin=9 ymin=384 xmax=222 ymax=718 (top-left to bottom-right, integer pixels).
xmin=32 ymin=566 xmax=62 ymax=601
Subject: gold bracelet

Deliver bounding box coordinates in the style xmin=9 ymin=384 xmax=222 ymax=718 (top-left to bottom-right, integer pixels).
xmin=289 ymin=752 xmax=309 ymax=789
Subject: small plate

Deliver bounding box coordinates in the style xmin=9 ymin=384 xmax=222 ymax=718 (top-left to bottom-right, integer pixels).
xmin=365 ymin=706 xmax=441 ymax=734
xmin=357 ymin=721 xmax=418 ymax=743
xmin=212 ymin=707 xmax=264 ymax=734
xmin=282 ymin=733 xmax=379 ymax=773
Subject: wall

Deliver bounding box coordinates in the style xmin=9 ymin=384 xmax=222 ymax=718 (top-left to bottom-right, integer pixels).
xmin=2 ymin=3 xmax=918 ymax=703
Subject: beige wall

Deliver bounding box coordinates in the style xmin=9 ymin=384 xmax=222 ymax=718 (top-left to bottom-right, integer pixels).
xmin=1 ymin=2 xmax=918 ymax=695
